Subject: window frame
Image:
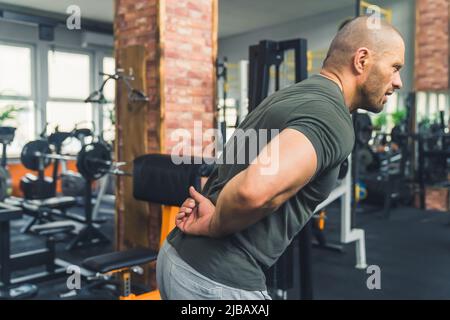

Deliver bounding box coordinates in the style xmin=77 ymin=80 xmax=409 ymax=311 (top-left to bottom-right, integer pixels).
xmin=43 ymin=45 xmax=114 ymax=139
xmin=46 ymin=46 xmax=95 ymax=133
xmin=0 ymin=40 xmax=37 ymax=158
xmin=100 ymin=55 xmax=115 ymax=138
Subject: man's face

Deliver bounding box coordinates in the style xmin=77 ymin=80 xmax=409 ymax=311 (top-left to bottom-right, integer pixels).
xmin=359 ymin=40 xmax=404 ymax=113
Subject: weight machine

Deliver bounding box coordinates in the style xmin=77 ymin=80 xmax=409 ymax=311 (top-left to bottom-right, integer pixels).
xmin=19 ymin=140 xmax=118 ymax=250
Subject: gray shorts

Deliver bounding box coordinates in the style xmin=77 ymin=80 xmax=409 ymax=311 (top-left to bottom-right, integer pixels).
xmin=156 ymin=240 xmax=272 ymax=300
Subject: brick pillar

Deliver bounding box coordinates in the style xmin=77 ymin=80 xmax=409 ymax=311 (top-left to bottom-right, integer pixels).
xmin=162 ymin=0 xmax=217 ymax=155
xmin=414 ymin=0 xmax=449 ymax=91
xmin=114 ymin=0 xmax=217 ymax=288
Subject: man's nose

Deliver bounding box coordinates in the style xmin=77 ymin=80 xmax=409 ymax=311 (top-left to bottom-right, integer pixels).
xmin=393 ymin=72 xmax=403 ymax=90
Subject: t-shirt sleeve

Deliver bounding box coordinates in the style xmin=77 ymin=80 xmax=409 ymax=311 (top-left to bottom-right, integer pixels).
xmin=283 ymin=101 xmax=354 ymax=176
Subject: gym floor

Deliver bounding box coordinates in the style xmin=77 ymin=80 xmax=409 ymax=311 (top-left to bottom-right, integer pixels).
xmin=9 ymin=201 xmax=450 ymax=300
xmin=291 ymin=204 xmax=450 ymax=300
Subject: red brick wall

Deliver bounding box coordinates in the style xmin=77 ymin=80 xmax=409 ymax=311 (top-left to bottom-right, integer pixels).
xmin=162 ymin=0 xmax=216 ymax=156
xmin=414 ymin=0 xmax=449 ymax=91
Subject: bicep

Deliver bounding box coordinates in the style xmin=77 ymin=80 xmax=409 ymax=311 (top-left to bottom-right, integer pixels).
xmin=242 ymin=128 xmax=318 ymax=208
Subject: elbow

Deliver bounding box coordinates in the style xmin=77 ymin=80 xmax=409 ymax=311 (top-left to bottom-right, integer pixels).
xmin=236 ymin=186 xmax=272 ymax=211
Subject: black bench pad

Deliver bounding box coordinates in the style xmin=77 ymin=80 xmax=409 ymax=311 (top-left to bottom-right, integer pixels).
xmin=82 ymin=248 xmax=158 ymax=273
xmin=25 ymin=196 xmax=77 ymax=210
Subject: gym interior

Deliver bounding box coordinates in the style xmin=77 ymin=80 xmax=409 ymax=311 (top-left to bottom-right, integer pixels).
xmin=0 ymin=0 xmax=448 ymax=300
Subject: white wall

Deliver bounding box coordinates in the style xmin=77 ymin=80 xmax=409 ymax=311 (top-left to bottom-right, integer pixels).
xmin=218 ymin=0 xmax=415 ymax=92
xmin=0 ymin=19 xmax=113 ymax=50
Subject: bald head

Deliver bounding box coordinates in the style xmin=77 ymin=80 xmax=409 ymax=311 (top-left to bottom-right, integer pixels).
xmin=323 ymin=16 xmax=404 ymax=70
xmin=320 ymin=16 xmax=405 ymax=113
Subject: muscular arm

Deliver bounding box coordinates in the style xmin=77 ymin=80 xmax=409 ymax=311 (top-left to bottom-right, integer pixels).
xmin=208 ymin=128 xmax=318 ymax=238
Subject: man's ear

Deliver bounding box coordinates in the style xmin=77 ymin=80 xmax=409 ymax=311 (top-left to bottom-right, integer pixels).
xmin=353 ymin=47 xmax=370 ymax=74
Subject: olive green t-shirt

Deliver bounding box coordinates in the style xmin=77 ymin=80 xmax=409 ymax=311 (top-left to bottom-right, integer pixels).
xmin=166 ymin=74 xmax=355 ymax=291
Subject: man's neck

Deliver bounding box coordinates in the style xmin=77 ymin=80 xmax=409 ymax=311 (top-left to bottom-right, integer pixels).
xmin=319 ymin=69 xmax=358 ymax=112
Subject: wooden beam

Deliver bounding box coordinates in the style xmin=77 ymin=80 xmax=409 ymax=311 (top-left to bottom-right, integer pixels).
xmin=115 ymin=45 xmax=158 ymax=251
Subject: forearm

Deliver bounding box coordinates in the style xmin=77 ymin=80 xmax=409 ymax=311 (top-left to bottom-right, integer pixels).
xmin=206 ymin=129 xmax=317 ymax=238
xmin=208 ymin=170 xmax=277 ymax=238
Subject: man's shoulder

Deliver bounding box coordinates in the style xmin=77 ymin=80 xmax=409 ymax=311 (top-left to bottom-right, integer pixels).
xmin=271 ymin=78 xmax=346 ymax=111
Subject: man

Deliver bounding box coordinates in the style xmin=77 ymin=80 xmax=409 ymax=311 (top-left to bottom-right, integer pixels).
xmin=156 ymin=16 xmax=404 ymax=300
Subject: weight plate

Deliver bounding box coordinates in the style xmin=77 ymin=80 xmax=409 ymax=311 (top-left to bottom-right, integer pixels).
xmin=20 ymin=140 xmax=52 ymax=171
xmin=77 ymin=142 xmax=112 ymax=180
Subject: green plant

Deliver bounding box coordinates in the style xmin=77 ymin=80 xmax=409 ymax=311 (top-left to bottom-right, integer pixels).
xmin=0 ymin=104 xmax=26 ymax=126
xmin=372 ymin=113 xmax=387 ymax=130
xmin=391 ymin=108 xmax=407 ymax=126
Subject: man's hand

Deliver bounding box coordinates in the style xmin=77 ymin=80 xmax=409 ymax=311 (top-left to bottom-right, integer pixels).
xmin=176 ymin=186 xmax=216 ymax=237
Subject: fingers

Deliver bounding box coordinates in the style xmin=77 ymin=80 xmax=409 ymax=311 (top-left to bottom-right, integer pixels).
xmin=183 ymin=207 xmax=193 ymax=214
xmin=178 ymin=198 xmax=196 ymax=221
xmin=189 ymin=186 xmax=204 ymax=203
xmin=175 ymin=217 xmax=185 ymax=231
xmin=176 ymin=205 xmax=197 ymax=222
xmin=181 ymin=197 xmax=196 ymax=208
xmin=177 ymin=206 xmax=193 ymax=217
xmin=176 ymin=212 xmax=185 ymax=220
xmin=176 ymin=210 xmax=189 ymax=220
xmin=176 ymin=193 xmax=202 ymax=230
xmin=176 ymin=211 xmax=187 ymax=231
xmin=176 ymin=208 xmax=194 ymax=232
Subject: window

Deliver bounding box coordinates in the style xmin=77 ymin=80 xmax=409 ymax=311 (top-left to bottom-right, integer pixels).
xmin=416 ymin=91 xmax=449 ymax=125
xmin=103 ymin=57 xmax=115 ymax=101
xmin=0 ymin=44 xmax=35 ymax=157
xmin=48 ymin=50 xmax=90 ymax=99
xmin=102 ymin=56 xmax=115 ymax=143
xmin=46 ymin=102 xmax=92 ymax=133
xmin=47 ymin=50 xmax=92 ymax=152
xmin=416 ymin=92 xmax=427 ymax=122
xmin=0 ymin=44 xmax=32 ymax=96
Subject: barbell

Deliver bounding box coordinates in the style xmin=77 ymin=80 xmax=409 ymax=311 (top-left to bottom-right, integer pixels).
xmin=21 ymin=140 xmax=112 ymax=180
